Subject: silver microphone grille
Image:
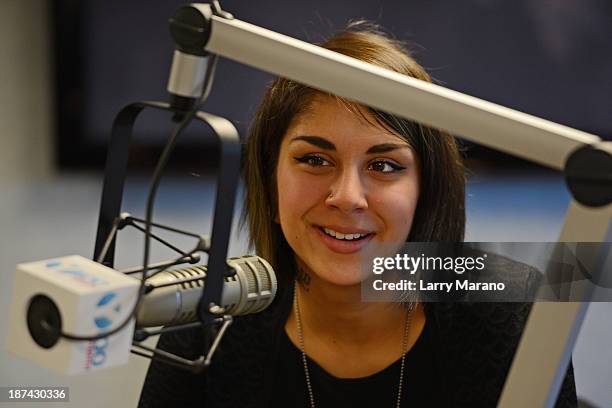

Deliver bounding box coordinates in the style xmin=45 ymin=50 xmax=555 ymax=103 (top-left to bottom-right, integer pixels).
xmin=224 ymin=256 xmax=277 ymax=315
xmin=136 ymin=256 xmax=276 ymax=327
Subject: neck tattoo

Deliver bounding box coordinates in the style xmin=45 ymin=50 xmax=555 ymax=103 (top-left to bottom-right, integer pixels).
xmin=293 ymin=280 xmax=414 ymax=408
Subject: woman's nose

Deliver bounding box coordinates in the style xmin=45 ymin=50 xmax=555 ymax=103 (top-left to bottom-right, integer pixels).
xmin=325 ymin=168 xmax=368 ymax=213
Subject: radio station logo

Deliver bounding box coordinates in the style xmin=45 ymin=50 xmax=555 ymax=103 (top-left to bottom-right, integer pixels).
xmin=94 ymin=292 xmax=122 ymax=329
xmin=85 ymin=292 xmax=123 ymax=370
xmin=46 ymin=260 xmax=110 ymax=288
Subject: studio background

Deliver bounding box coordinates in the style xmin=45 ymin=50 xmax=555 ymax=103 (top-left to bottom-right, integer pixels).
xmin=1 ymin=1 xmax=610 ymax=407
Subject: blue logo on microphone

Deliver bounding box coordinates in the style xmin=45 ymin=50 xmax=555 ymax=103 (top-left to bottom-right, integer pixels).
xmin=94 ymin=292 xmax=122 ymax=329
xmin=47 ymin=260 xmax=110 ymax=288
xmin=86 ymin=291 xmax=123 ymax=369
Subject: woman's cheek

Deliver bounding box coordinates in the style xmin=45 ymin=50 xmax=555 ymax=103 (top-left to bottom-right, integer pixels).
xmin=379 ymin=184 xmax=419 ymax=237
xmin=277 ymin=170 xmax=321 ymax=226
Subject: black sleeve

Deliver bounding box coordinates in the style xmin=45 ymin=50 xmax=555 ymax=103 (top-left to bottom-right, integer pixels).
xmin=555 ymin=360 xmax=578 ymax=408
xmin=138 ymin=327 xmax=208 ymax=408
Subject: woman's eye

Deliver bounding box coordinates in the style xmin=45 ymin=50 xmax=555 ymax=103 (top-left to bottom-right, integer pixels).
xmin=294 ymin=154 xmax=330 ymax=167
xmin=368 ymin=160 xmax=406 ymax=173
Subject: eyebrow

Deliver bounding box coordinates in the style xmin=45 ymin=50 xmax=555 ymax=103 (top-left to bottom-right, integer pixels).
xmin=289 ymin=135 xmax=411 ymax=154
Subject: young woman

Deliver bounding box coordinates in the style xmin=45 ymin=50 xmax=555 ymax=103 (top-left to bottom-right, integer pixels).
xmin=139 ymin=24 xmax=577 ymax=408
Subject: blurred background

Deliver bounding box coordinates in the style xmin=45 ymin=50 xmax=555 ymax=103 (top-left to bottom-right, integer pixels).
xmin=0 ymin=0 xmax=610 ymax=406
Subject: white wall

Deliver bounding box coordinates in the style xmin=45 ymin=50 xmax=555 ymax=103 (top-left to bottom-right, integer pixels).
xmin=0 ymin=0 xmax=54 ymax=181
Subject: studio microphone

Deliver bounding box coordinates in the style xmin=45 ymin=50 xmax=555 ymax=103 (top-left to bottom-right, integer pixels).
xmin=137 ymin=255 xmax=277 ymax=327
xmin=5 ymin=254 xmax=276 ymax=375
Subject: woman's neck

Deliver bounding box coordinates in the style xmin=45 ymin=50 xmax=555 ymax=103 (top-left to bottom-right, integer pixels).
xmin=285 ymin=268 xmax=426 ymax=378
xmin=294 ymin=270 xmax=406 ymax=345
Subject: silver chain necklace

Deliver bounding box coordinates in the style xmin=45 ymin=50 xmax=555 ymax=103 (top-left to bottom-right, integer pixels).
xmin=293 ymin=281 xmax=414 ymax=408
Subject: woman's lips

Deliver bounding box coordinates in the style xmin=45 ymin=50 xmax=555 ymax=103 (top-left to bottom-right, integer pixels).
xmin=314 ymin=226 xmax=374 ymax=254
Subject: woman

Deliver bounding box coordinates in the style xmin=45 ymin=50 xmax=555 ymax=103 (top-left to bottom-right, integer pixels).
xmin=139 ymin=23 xmax=577 ymax=407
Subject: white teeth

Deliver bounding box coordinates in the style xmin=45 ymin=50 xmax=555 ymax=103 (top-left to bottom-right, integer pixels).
xmin=322 ymin=228 xmax=368 ymax=241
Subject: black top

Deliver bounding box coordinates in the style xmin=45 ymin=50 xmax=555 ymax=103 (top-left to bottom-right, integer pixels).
xmin=272 ymin=317 xmax=441 ymax=408
xmin=139 ymin=252 xmax=578 ymax=408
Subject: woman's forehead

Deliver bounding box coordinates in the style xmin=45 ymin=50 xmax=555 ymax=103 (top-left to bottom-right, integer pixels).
xmin=287 ymin=94 xmax=408 ymax=146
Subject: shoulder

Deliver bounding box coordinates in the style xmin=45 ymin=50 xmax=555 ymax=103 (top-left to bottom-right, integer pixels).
xmin=424 ymin=300 xmax=530 ymax=407
xmin=205 ymin=287 xmax=292 ymax=407
xmin=425 ymin=251 xmax=541 ymax=375
xmin=463 ymin=248 xmax=541 ymax=302
xmin=425 ymin=299 xmax=576 ymax=407
xmin=139 ymin=288 xmax=292 ymax=408
xmin=220 ymin=284 xmax=292 ymax=345
xmin=423 ymin=250 xmax=545 ymax=406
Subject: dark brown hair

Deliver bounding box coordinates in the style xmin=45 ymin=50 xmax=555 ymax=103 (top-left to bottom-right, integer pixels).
xmin=241 ymin=22 xmax=465 ymax=287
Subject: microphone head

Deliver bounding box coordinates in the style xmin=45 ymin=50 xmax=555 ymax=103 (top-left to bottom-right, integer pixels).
xmin=224 ymin=256 xmax=277 ymax=315
xmin=136 ymin=256 xmax=277 ymax=327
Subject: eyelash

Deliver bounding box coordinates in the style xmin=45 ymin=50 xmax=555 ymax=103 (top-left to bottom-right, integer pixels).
xmin=294 ymin=154 xmax=406 ymax=174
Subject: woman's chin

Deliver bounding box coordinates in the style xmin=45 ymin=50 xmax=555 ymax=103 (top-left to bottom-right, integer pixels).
xmin=313 ymin=268 xmax=367 ymax=288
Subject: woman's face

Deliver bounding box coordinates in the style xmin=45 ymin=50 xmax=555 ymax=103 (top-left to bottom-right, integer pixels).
xmin=275 ymin=95 xmax=420 ymax=287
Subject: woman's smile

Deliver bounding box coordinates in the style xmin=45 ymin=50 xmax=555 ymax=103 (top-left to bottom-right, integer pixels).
xmin=312 ymin=224 xmax=376 ymax=254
